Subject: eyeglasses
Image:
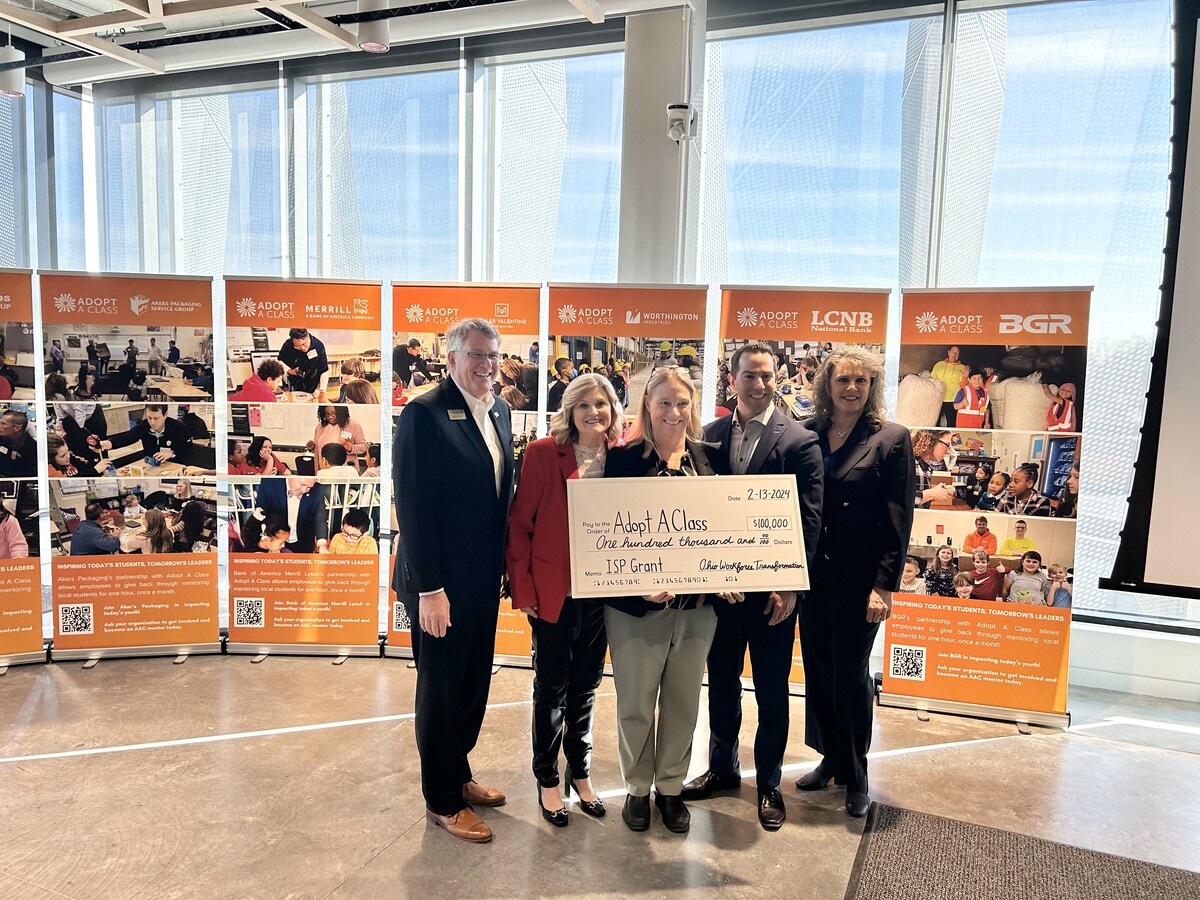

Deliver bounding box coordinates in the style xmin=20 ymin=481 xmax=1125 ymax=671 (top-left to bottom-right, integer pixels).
xmin=342 ymin=528 xmax=364 ymax=540
xmin=460 ymin=351 xmax=501 ymax=364
xmin=937 ymin=440 xmax=952 ymax=450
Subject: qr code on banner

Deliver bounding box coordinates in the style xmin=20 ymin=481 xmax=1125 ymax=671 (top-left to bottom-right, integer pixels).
xmin=890 ymin=644 xmax=926 ymax=681
xmin=59 ymin=603 xmax=94 ymax=636
xmin=234 ymin=597 xmax=265 ymax=628
xmin=392 ymin=601 xmax=411 ymax=632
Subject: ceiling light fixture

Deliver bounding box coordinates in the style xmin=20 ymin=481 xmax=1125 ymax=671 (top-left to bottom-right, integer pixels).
xmin=356 ymin=0 xmax=390 ymax=53
xmin=0 ymin=45 xmax=25 ymax=98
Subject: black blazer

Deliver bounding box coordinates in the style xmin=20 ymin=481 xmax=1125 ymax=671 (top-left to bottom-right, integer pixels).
xmin=805 ymin=420 xmax=915 ymax=598
xmin=600 ymin=437 xmax=715 ymax=618
xmin=392 ymin=377 xmax=514 ymax=611
xmin=703 ymin=409 xmax=824 ymax=610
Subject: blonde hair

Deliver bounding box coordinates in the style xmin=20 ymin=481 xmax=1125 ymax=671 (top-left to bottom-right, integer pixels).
xmin=141 ymin=509 xmax=174 ymax=554
xmin=549 ymin=373 xmax=623 ymax=445
xmin=625 ymin=367 xmax=703 ymax=457
xmin=811 ymin=347 xmax=888 ymax=432
xmin=1048 ymin=563 xmax=1067 ymax=576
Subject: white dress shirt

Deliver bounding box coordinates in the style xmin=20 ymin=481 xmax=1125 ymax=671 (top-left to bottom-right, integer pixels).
xmin=728 ymin=404 xmax=774 ymax=475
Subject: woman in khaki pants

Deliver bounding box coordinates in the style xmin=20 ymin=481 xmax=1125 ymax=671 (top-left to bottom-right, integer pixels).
xmin=601 ymin=366 xmax=741 ymax=834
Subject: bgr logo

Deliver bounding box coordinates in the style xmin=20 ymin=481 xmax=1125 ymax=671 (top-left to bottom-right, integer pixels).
xmin=998 ymin=314 xmax=1072 ymax=335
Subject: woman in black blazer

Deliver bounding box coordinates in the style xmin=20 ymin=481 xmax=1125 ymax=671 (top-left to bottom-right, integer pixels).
xmin=795 ymin=348 xmax=915 ymax=818
xmin=602 ymin=366 xmax=740 ymax=835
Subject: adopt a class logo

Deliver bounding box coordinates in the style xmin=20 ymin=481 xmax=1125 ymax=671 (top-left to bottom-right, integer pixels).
xmin=914 ymin=310 xmax=983 ymax=335
xmin=54 ymin=292 xmax=119 ymax=316
xmin=557 ymin=304 xmax=613 ymax=326
xmin=405 ymin=303 xmax=461 ymax=324
xmin=236 ymin=295 xmax=296 ymax=319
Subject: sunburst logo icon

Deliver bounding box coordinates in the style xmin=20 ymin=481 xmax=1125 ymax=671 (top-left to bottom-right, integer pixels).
xmin=405 ymin=304 xmax=424 ymax=323
xmin=236 ymin=297 xmax=257 ymax=317
xmin=54 ymin=293 xmax=76 ymax=313
xmin=353 ymin=297 xmax=369 ymax=315
xmin=915 ymin=311 xmax=939 ymax=334
xmin=558 ymin=304 xmax=577 ymax=324
xmin=736 ymin=307 xmax=758 ymax=328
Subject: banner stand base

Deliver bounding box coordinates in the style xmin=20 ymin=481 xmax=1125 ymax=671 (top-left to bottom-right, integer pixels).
xmin=0 ymin=650 xmax=47 ymax=670
xmin=52 ymin=643 xmax=223 ymax=663
xmin=879 ymin=693 xmax=1070 ymax=729
xmin=383 ymin=644 xmax=413 ymax=659
xmin=227 ymin=643 xmax=379 ymax=658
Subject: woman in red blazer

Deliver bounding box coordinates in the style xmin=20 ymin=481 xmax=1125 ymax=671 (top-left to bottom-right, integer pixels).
xmin=505 ymin=372 xmax=624 ymax=828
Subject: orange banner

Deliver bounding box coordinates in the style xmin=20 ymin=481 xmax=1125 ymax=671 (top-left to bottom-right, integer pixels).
xmin=393 ymin=283 xmax=540 ymax=333
xmin=721 ymin=287 xmax=890 ymax=343
xmin=550 ymin=284 xmax=706 ymax=338
xmin=40 ymin=272 xmax=213 ymax=327
xmin=51 ymin=554 xmax=218 ymax=651
xmin=0 ymin=559 xmax=41 ymax=659
xmin=883 ymin=595 xmax=1070 ymax=714
xmin=385 ymin=553 xmax=531 ymax=659
xmin=228 ymin=555 xmax=379 ymax=647
xmin=225 ymin=277 xmax=382 ymax=330
xmin=0 ymin=269 xmax=33 ymax=322
xmin=900 ymin=289 xmax=1091 ymax=346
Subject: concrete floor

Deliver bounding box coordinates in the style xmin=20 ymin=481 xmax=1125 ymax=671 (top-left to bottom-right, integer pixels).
xmin=0 ymin=655 xmax=1197 ymax=900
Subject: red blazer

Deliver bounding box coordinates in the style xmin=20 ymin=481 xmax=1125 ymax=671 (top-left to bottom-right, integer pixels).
xmin=505 ymin=436 xmax=588 ymax=624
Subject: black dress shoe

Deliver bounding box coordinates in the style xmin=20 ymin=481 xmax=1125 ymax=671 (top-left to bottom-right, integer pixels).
xmin=566 ymin=778 xmax=606 ymax=818
xmin=758 ymin=789 xmax=785 ymax=831
xmin=537 ymin=786 xmax=569 ymax=828
xmin=680 ymin=770 xmax=741 ymax=801
xmin=795 ymin=762 xmax=834 ymax=792
xmin=654 ymin=792 xmax=691 ymax=833
xmin=846 ymin=789 xmax=871 ymax=818
xmin=622 ymin=793 xmax=651 ymax=832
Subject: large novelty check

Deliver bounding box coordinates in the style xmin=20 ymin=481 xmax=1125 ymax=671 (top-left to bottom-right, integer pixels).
xmin=566 ymin=474 xmax=809 ymax=598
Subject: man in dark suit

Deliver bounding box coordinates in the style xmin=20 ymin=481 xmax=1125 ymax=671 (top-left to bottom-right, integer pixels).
xmin=108 ymin=404 xmax=197 ymax=467
xmin=681 ymin=341 xmax=824 ymax=830
xmin=393 ymin=318 xmax=514 ymax=844
xmin=254 ymin=476 xmax=329 ymax=553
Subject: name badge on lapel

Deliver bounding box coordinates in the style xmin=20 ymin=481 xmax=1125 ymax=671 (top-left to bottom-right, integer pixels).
xmin=307 ymin=349 xmax=319 ymax=359
xmin=448 ymin=409 xmax=467 ymax=421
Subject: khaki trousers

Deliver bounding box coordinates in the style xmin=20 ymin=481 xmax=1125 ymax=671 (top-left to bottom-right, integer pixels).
xmin=604 ymin=603 xmax=718 ymax=796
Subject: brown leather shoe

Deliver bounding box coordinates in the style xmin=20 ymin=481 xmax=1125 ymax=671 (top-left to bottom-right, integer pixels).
xmin=463 ymin=780 xmax=507 ymax=807
xmin=426 ymin=807 xmax=494 ymax=843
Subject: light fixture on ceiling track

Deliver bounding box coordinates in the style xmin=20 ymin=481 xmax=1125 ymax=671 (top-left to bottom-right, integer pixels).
xmin=0 ymin=24 xmax=24 ymax=97
xmin=356 ymin=0 xmax=390 ymax=53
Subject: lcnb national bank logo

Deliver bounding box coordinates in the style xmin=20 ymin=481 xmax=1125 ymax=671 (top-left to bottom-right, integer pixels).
xmin=405 ymin=304 xmax=460 ymax=323
xmin=236 ymin=296 xmax=295 ymax=318
xmin=557 ymin=304 xmax=614 ymax=326
xmin=53 ymin=292 xmax=119 ymax=316
xmin=914 ymin=311 xmax=983 ymax=335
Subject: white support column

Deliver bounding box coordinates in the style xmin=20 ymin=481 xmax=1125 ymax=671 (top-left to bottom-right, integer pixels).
xmin=616 ymin=4 xmax=705 ymax=284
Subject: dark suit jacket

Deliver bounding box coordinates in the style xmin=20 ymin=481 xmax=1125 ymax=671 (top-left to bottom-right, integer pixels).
xmin=254 ymin=478 xmax=329 ymax=553
xmin=392 ymin=377 xmax=514 ymax=611
xmin=601 ymin=437 xmax=715 ymax=618
xmin=805 ymin=420 xmax=915 ymax=598
xmin=109 ymin=417 xmax=195 ymax=465
xmin=703 ymin=409 xmax=824 ymax=612
xmin=505 ymin=436 xmax=587 ymax=624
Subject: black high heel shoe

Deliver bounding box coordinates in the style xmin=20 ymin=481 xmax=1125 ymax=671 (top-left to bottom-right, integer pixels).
xmin=538 ymin=785 xmax=569 ymax=828
xmin=566 ymin=778 xmax=606 ymax=818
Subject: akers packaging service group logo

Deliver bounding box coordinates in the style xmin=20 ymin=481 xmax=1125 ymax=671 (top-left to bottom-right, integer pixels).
xmin=129 ymin=295 xmax=150 ymax=317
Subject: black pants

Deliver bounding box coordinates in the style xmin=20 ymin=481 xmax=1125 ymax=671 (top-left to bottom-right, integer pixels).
xmin=798 ymin=587 xmax=879 ymax=792
xmin=940 ymin=401 xmax=957 ymax=428
xmin=530 ymin=598 xmax=607 ymax=788
xmin=705 ymin=600 xmax=797 ymax=792
xmin=405 ymin=598 xmax=500 ymax=816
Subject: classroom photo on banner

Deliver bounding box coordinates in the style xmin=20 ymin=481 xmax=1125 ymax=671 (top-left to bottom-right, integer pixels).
xmin=2 ymin=318 xmax=35 ymax=402
xmin=227 ymin=403 xmax=381 ymax=480
xmin=227 ymin=326 xmax=381 ymax=404
xmin=393 ymin=328 xmax=539 ymax=411
xmin=47 ymin=475 xmax=217 ymax=556
xmin=547 ymin=335 xmax=703 ymax=419
xmin=0 ymin=478 xmax=39 ymax=560
xmin=228 ymin=476 xmax=381 ymax=556
xmin=46 ymin=402 xmax=216 ymax=478
xmin=44 ymin=323 xmax=215 ymax=406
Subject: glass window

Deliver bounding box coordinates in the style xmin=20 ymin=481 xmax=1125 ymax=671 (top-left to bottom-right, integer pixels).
xmin=52 ymin=90 xmax=86 ymax=271
xmin=938 ymin=0 xmax=1177 ymax=624
xmin=699 ymin=17 xmax=943 ymax=290
xmin=483 ymin=51 xmax=624 ymax=282
xmin=98 ymin=84 xmax=282 ymax=277
xmin=302 ymin=67 xmax=459 ymax=281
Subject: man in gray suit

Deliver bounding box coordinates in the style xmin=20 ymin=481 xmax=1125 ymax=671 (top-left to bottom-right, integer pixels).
xmin=393 ymin=318 xmax=514 ymax=844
